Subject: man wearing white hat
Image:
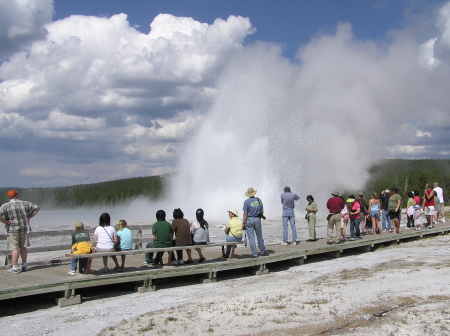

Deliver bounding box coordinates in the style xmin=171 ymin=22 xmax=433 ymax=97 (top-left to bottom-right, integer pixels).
xmin=243 ymin=187 xmax=268 ymax=258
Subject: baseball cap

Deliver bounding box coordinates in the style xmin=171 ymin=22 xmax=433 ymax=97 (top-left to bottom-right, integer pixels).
xmin=7 ymin=190 xmax=18 ymax=198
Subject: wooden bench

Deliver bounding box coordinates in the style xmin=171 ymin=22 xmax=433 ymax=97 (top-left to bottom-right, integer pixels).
xmin=0 ymin=225 xmax=151 ymax=266
xmin=65 ymin=242 xmax=244 ymax=273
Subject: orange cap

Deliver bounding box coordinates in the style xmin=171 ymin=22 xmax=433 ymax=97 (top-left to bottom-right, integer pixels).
xmin=7 ymin=190 xmax=18 ymax=198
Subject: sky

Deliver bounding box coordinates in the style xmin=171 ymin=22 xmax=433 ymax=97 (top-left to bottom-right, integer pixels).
xmin=0 ymin=0 xmax=450 ymax=188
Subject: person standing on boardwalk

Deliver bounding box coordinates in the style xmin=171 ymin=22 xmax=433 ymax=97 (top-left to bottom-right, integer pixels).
xmin=347 ymin=195 xmax=362 ymax=240
xmin=379 ymin=190 xmax=392 ymax=232
xmin=305 ymin=195 xmax=318 ymax=241
xmin=356 ymin=193 xmax=366 ymax=235
xmin=243 ymin=187 xmax=268 ymax=258
xmin=433 ymin=182 xmax=445 ymax=223
xmin=280 ymin=186 xmax=300 ymax=245
xmin=326 ymin=191 xmax=345 ymax=245
xmin=423 ymin=184 xmax=435 ymax=228
xmin=388 ymin=188 xmax=402 ymax=234
xmin=0 ymin=190 xmax=40 ymax=274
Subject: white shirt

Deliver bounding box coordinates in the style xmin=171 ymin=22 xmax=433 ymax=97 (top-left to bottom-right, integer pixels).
xmin=94 ymin=226 xmax=116 ymax=249
xmin=434 ymin=186 xmax=444 ymax=203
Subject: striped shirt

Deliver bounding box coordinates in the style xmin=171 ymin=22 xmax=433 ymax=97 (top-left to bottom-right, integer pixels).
xmin=0 ymin=198 xmax=40 ymax=235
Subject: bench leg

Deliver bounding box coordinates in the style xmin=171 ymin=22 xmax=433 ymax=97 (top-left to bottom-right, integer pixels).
xmin=57 ymin=288 xmax=81 ymax=307
xmin=229 ymin=245 xmax=236 ymax=259
xmin=85 ymin=258 xmax=92 ymax=274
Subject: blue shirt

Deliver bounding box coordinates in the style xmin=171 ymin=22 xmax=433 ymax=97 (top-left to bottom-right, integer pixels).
xmin=117 ymin=227 xmax=133 ymax=250
xmin=243 ymin=197 xmax=263 ymax=217
xmin=280 ymin=192 xmax=299 ymax=209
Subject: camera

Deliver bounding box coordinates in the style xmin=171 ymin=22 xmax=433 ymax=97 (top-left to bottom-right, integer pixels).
xmin=257 ymin=213 xmax=266 ymax=220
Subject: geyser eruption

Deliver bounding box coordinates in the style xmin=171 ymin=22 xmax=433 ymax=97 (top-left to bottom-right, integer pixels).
xmin=170 ymin=31 xmax=383 ymax=220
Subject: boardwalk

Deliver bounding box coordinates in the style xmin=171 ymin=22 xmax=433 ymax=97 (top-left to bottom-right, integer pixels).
xmin=1 ymin=225 xmax=448 ymax=307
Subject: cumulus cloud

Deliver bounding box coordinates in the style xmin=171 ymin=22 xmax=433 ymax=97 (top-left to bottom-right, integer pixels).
xmin=0 ymin=0 xmax=53 ymax=60
xmin=0 ymin=11 xmax=254 ymax=186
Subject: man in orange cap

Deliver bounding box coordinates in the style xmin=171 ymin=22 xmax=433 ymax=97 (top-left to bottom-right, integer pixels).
xmin=0 ymin=190 xmax=40 ymax=274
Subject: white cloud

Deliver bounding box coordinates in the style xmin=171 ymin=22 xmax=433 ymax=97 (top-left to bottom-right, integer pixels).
xmin=0 ymin=0 xmax=53 ymax=60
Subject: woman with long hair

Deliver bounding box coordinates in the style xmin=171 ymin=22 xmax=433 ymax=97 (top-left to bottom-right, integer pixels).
xmin=94 ymin=213 xmax=120 ymax=272
xmin=190 ymin=208 xmax=209 ymax=263
xmin=368 ymin=192 xmax=382 ymax=234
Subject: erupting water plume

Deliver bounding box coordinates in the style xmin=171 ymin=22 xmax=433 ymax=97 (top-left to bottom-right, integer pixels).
xmin=170 ymin=30 xmax=386 ymax=220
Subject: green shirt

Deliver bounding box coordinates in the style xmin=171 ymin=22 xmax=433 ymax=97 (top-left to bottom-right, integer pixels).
xmin=71 ymin=230 xmax=90 ymax=245
xmin=308 ymin=202 xmax=317 ymax=218
xmin=152 ymin=221 xmax=172 ymax=248
xmin=388 ymin=194 xmax=402 ymax=211
xmin=407 ymin=198 xmax=415 ymax=208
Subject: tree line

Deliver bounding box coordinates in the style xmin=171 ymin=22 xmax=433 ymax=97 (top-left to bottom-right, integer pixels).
xmin=0 ymin=175 xmax=166 ymax=209
xmin=363 ymin=159 xmax=450 ymax=205
xmin=0 ymin=159 xmax=447 ymax=209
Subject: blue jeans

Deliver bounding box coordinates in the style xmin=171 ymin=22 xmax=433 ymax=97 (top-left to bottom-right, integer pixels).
xmin=145 ymin=242 xmax=154 ymax=263
xmin=350 ymin=217 xmax=361 ymax=238
xmin=282 ymin=208 xmax=297 ymax=243
xmin=70 ymin=257 xmax=88 ymax=272
xmin=246 ymin=217 xmax=266 ymax=257
xmin=381 ymin=210 xmax=392 ymax=230
xmin=226 ymin=234 xmax=242 ymax=253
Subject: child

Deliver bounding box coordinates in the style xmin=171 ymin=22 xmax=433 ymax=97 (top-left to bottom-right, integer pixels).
xmin=69 ymin=221 xmax=93 ymax=275
xmin=414 ymin=205 xmax=423 ymax=231
xmin=340 ymin=202 xmax=349 ymax=242
xmin=117 ymin=219 xmax=133 ymax=271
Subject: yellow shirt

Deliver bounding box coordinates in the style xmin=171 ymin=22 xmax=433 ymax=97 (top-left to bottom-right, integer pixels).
xmin=226 ymin=217 xmax=243 ymax=237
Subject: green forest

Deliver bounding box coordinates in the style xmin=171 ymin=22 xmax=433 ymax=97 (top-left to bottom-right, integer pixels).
xmin=0 ymin=159 xmax=447 ymax=209
xmin=362 ymin=159 xmax=450 ymax=204
xmin=0 ymin=175 xmax=165 ymax=208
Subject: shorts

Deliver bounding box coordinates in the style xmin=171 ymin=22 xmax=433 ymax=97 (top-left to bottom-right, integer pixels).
xmin=95 ymin=247 xmax=115 ymax=252
xmin=437 ymin=203 xmax=444 ymax=214
xmin=370 ymin=211 xmax=380 ymax=218
xmin=389 ymin=210 xmax=400 ymax=220
xmin=7 ymin=232 xmax=30 ymax=250
xmin=425 ymin=206 xmax=436 ymax=216
xmin=340 ymin=219 xmax=348 ymax=228
xmin=194 ymin=241 xmax=207 ymax=245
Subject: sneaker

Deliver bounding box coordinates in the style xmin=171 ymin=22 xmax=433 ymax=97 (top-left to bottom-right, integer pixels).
xmin=356 ymin=236 xmax=363 ymax=240
xmin=114 ymin=266 xmax=121 ymax=272
xmin=101 ymin=266 xmax=109 ymax=273
xmin=120 ymin=266 xmax=125 ymax=272
xmin=260 ymin=251 xmax=269 ymax=256
xmin=292 ymin=241 xmax=299 ymax=245
xmin=6 ymin=267 xmax=22 ymax=274
xmin=281 ymin=242 xmax=288 ymax=246
xmin=327 ymin=241 xmax=334 ymax=245
xmin=177 ymin=260 xmax=184 ymax=265
xmin=67 ymin=270 xmax=75 ymax=276
xmin=222 ymin=253 xmax=230 ymax=259
xmin=429 ymin=225 xmax=434 ymax=229
xmin=198 ymin=257 xmax=206 ymax=263
xmin=348 ymin=237 xmax=356 ymax=241
xmin=184 ymin=259 xmax=193 ymax=264
xmin=250 ymin=255 xmax=259 ymax=258
xmin=21 ymin=264 xmax=27 ymax=272
xmin=171 ymin=260 xmax=179 ymax=265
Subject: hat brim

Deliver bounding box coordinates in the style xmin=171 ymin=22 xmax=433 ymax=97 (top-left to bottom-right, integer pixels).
xmin=346 ymin=198 xmax=355 ymax=203
xmin=245 ymin=191 xmax=257 ymax=197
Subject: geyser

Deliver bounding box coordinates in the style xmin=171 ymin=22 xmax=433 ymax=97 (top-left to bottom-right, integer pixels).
xmin=170 ymin=39 xmax=381 ymax=220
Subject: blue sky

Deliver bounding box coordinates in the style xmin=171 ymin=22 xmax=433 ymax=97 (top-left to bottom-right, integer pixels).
xmin=53 ymin=0 xmax=430 ymax=60
xmin=0 ymin=0 xmax=450 ymax=189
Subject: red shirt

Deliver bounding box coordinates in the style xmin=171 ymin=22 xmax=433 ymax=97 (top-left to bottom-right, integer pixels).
xmin=424 ymin=189 xmax=435 ymax=207
xmin=326 ymin=197 xmax=344 ymax=213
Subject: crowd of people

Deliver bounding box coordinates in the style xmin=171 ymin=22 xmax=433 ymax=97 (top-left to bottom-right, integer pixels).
xmin=325 ymin=183 xmax=445 ymax=245
xmin=0 ymin=182 xmax=445 ymax=275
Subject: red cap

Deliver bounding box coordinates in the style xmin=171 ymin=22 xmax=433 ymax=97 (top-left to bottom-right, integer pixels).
xmin=7 ymin=190 xmax=18 ymax=198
